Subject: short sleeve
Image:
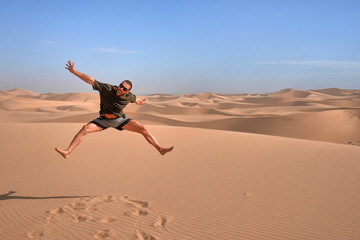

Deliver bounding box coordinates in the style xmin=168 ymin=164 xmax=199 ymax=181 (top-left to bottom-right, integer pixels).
xmin=92 ymin=80 xmax=103 ymax=91
xmin=93 ymin=80 xmax=113 ymax=92
xmin=130 ymin=94 xmax=136 ymax=103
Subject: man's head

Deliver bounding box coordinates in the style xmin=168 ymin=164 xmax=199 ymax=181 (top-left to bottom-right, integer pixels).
xmin=121 ymin=80 xmax=132 ymax=91
xmin=116 ymin=80 xmax=132 ymax=96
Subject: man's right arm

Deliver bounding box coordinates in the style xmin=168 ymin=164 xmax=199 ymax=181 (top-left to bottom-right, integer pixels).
xmin=65 ymin=60 xmax=95 ymax=86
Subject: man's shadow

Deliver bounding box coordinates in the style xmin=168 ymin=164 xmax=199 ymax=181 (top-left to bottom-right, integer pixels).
xmin=0 ymin=191 xmax=91 ymax=201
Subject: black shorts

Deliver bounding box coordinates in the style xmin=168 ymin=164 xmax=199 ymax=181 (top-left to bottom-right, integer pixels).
xmin=90 ymin=115 xmax=132 ymax=131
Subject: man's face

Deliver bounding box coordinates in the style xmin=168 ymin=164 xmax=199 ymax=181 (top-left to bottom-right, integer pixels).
xmin=116 ymin=81 xmax=131 ymax=96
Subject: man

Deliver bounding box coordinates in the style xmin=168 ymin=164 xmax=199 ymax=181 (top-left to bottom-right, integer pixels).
xmin=55 ymin=60 xmax=173 ymax=158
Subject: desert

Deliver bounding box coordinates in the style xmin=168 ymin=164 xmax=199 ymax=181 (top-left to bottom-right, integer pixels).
xmin=1 ymin=87 xmax=360 ymax=239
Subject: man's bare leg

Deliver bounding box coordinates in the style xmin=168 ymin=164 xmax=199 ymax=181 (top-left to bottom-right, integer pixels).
xmin=55 ymin=123 xmax=104 ymax=159
xmin=122 ymin=120 xmax=174 ymax=155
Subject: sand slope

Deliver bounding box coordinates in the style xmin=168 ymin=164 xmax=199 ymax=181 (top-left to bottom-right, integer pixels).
xmin=1 ymin=124 xmax=360 ymax=239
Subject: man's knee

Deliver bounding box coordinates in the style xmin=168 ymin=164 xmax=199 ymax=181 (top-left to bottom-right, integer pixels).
xmin=80 ymin=124 xmax=93 ymax=134
xmin=139 ymin=125 xmax=148 ymax=135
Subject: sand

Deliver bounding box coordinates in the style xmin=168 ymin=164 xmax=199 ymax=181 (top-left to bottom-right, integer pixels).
xmin=1 ymin=88 xmax=360 ymax=239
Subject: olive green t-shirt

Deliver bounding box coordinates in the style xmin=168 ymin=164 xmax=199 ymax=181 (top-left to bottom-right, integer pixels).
xmin=93 ymin=80 xmax=136 ymax=117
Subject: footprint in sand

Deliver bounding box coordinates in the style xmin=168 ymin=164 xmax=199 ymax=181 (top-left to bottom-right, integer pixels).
xmin=124 ymin=209 xmax=149 ymax=217
xmin=134 ymin=218 xmax=142 ymax=228
xmin=124 ymin=210 xmax=148 ymax=228
xmin=128 ymin=199 xmax=148 ymax=208
xmin=69 ymin=198 xmax=100 ymax=210
xmin=26 ymin=230 xmax=43 ymax=239
xmin=90 ymin=195 xmax=117 ymax=203
xmin=47 ymin=207 xmax=66 ymax=215
xmin=122 ymin=198 xmax=172 ymax=232
xmin=46 ymin=215 xmax=57 ymax=224
xmin=153 ymin=215 xmax=170 ymax=231
xmin=94 ymin=229 xmax=114 ymax=239
xmin=135 ymin=229 xmax=157 ymax=240
xmin=91 ymin=217 xmax=117 ymax=223
xmin=65 ymin=196 xmax=114 ymax=212
xmin=69 ymin=214 xmax=88 ymax=223
xmin=120 ymin=196 xmax=149 ymax=208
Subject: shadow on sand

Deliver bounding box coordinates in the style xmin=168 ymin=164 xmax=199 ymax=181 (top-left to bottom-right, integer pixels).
xmin=0 ymin=191 xmax=91 ymax=201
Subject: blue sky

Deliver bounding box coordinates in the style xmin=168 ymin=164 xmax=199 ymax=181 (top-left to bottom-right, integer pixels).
xmin=0 ymin=0 xmax=359 ymax=94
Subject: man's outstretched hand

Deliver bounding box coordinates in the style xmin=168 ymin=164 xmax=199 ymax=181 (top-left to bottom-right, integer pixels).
xmin=142 ymin=97 xmax=149 ymax=104
xmin=65 ymin=60 xmax=75 ymax=73
xmin=135 ymin=97 xmax=149 ymax=105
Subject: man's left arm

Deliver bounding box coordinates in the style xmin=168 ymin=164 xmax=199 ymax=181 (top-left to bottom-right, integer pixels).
xmin=135 ymin=97 xmax=149 ymax=105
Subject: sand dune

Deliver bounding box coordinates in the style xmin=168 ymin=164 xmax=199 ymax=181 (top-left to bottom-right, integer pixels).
xmin=273 ymin=88 xmax=312 ymax=97
xmin=1 ymin=88 xmax=360 ymax=239
xmin=310 ymin=88 xmax=360 ymax=96
xmin=1 ymin=88 xmax=360 ymax=144
xmin=0 ymin=88 xmax=40 ymax=98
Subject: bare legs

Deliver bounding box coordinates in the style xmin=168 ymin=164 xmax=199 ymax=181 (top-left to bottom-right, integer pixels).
xmin=122 ymin=120 xmax=174 ymax=155
xmin=55 ymin=123 xmax=103 ymax=159
xmin=55 ymin=120 xmax=173 ymax=159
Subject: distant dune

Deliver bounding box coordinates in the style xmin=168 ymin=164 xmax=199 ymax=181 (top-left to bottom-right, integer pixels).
xmin=1 ymin=87 xmax=360 ymax=144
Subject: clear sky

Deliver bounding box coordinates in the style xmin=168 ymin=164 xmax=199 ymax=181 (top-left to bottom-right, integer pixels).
xmin=0 ymin=0 xmax=359 ymax=94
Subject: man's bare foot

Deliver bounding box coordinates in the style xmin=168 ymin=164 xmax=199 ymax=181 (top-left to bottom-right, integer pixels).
xmin=159 ymin=146 xmax=174 ymax=155
xmin=55 ymin=147 xmax=69 ymax=159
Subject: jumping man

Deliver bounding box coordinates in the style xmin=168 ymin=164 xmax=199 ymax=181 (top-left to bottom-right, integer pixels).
xmin=55 ymin=60 xmax=174 ymax=158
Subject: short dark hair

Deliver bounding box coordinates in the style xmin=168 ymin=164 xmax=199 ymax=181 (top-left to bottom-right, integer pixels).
xmin=121 ymin=80 xmax=132 ymax=90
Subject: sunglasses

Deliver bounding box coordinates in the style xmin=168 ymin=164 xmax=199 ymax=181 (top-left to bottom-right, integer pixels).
xmin=119 ymin=83 xmax=129 ymax=92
